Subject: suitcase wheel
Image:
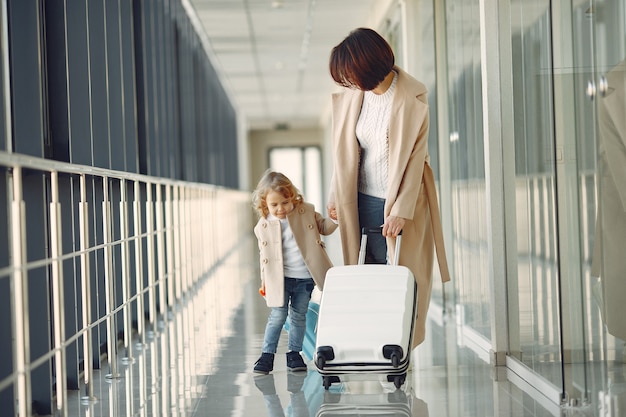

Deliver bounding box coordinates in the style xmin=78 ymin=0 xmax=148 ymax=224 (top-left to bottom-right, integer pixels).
xmin=383 ymin=345 xmax=403 ymax=368
xmin=316 ymin=346 xmax=335 ymax=370
xmin=323 ymin=375 xmax=340 ymax=390
xmin=387 ymin=373 xmax=406 ymax=389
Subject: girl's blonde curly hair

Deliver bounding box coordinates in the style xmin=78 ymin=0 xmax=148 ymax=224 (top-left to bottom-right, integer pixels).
xmin=252 ymin=170 xmax=303 ymax=218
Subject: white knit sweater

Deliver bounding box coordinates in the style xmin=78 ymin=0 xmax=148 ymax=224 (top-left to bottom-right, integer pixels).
xmin=355 ymin=71 xmax=398 ymax=198
xmin=269 ymin=215 xmax=311 ymax=279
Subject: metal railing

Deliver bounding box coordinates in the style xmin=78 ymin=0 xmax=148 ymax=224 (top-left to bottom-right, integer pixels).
xmin=0 ymin=151 xmax=251 ymax=417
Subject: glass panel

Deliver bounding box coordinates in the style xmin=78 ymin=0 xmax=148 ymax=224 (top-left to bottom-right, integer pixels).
xmin=418 ymin=0 xmax=445 ymax=307
xmin=507 ymin=0 xmax=563 ymax=390
xmin=569 ymin=0 xmax=626 ymax=410
xmin=445 ymin=0 xmax=490 ymax=341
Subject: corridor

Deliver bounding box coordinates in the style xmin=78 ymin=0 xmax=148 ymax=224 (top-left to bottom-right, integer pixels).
xmin=58 ymin=234 xmax=562 ymax=417
xmin=2 ymin=1 xmax=626 ymax=416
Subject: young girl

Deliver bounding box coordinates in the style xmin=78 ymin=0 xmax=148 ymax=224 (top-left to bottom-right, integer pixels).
xmin=252 ymin=170 xmax=338 ymax=374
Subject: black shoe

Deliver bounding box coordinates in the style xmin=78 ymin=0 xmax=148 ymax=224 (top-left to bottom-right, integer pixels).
xmin=253 ymin=353 xmax=274 ymax=374
xmin=286 ymin=351 xmax=307 ymax=372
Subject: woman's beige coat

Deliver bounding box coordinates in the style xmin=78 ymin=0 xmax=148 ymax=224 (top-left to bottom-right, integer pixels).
xmin=254 ymin=202 xmax=338 ymax=307
xmin=328 ymin=66 xmax=451 ymax=347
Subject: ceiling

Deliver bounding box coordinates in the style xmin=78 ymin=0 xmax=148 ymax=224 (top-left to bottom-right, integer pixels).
xmin=187 ymin=0 xmax=380 ymax=131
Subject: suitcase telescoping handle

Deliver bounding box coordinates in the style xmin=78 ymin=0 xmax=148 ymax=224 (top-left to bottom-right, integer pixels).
xmin=358 ymin=227 xmax=402 ymax=265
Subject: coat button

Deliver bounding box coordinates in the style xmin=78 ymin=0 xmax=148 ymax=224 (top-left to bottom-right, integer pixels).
xmin=262 ymin=258 xmax=269 ymax=264
xmin=262 ymin=241 xmax=267 ymax=246
xmin=262 ymin=222 xmax=267 ymax=228
xmin=316 ymin=239 xmax=321 ymax=244
xmin=307 ymin=224 xmax=313 ymax=229
xmin=299 ymin=208 xmax=305 ymax=214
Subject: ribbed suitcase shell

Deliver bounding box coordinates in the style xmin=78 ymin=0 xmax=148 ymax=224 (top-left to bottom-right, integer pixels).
xmin=314 ymin=262 xmax=417 ymax=388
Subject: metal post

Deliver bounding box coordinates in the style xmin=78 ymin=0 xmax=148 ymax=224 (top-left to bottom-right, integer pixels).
xmin=119 ymin=179 xmax=134 ymax=364
xmin=133 ymin=180 xmax=145 ymax=347
xmin=155 ymin=184 xmax=167 ymax=318
xmin=172 ymin=186 xmax=182 ymax=302
xmin=208 ymin=189 xmax=215 ymax=275
xmin=9 ymin=166 xmax=31 ymax=417
xmin=78 ymin=174 xmax=96 ymax=403
xmin=200 ymin=190 xmax=207 ymax=277
xmin=102 ymin=178 xmax=120 ymax=379
xmin=49 ymin=171 xmax=67 ymax=417
xmin=165 ymin=185 xmax=175 ymax=310
xmin=180 ymin=187 xmax=189 ymax=293
xmin=187 ymin=189 xmax=195 ymax=287
xmin=145 ymin=182 xmax=157 ymax=335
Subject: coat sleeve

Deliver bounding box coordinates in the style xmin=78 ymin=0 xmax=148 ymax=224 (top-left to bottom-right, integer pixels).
xmin=315 ymin=210 xmax=339 ymax=236
xmin=253 ymin=222 xmax=266 ymax=284
xmin=390 ymin=99 xmax=429 ymax=220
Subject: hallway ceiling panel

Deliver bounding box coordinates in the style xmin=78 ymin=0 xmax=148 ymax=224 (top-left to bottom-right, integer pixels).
xmin=188 ymin=0 xmax=377 ymax=130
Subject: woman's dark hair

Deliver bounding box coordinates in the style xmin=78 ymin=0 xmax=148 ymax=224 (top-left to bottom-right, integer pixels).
xmin=329 ymin=27 xmax=395 ymax=91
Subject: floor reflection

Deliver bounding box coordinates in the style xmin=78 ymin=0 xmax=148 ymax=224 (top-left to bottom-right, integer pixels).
xmin=54 ymin=237 xmax=618 ymax=417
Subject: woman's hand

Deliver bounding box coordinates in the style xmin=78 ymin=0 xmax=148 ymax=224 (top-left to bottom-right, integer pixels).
xmin=327 ymin=203 xmax=338 ymax=221
xmin=382 ymin=216 xmax=405 ymax=238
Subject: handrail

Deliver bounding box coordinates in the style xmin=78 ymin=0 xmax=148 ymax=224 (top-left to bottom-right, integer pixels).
xmin=0 ymin=150 xmax=252 ymax=416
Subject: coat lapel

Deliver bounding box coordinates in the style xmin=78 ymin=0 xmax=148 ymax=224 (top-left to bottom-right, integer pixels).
xmin=331 ymin=89 xmax=363 ymax=198
xmin=386 ymin=68 xmax=429 ymax=208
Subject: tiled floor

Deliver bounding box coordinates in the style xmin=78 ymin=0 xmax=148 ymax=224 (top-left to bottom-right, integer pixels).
xmin=58 ymin=236 xmax=607 ymax=417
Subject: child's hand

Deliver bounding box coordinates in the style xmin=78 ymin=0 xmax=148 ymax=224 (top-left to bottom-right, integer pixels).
xmin=327 ymin=203 xmax=337 ymax=221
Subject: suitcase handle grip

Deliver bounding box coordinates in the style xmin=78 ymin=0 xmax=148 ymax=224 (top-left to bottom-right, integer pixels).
xmin=358 ymin=226 xmax=402 ymax=265
xmin=361 ymin=226 xmax=403 ymax=236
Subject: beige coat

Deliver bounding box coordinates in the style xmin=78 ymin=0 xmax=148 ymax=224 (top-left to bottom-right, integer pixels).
xmin=328 ymin=66 xmax=451 ymax=347
xmin=254 ymin=202 xmax=338 ymax=307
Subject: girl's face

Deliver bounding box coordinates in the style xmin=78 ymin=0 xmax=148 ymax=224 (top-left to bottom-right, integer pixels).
xmin=265 ymin=190 xmax=294 ymax=219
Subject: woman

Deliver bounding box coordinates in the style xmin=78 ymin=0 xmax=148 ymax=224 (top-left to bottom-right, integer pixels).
xmin=326 ymin=27 xmax=450 ymax=347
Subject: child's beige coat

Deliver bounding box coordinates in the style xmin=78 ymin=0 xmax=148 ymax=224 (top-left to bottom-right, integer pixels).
xmin=254 ymin=202 xmax=338 ymax=307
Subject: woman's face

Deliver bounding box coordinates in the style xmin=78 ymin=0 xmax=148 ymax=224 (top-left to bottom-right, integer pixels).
xmin=265 ymin=190 xmax=294 ymax=219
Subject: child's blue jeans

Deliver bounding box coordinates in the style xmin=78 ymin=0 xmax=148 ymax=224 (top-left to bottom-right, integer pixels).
xmin=262 ymin=277 xmax=315 ymax=353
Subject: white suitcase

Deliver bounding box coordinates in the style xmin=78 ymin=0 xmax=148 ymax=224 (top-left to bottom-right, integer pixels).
xmin=314 ymin=228 xmax=417 ymax=390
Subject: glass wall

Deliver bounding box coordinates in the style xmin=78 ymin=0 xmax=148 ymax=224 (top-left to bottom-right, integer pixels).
xmin=397 ymin=0 xmax=626 ymax=410
xmin=504 ymin=0 xmax=626 ymax=408
xmin=565 ymin=0 xmax=626 ymax=410
xmin=443 ymin=0 xmax=491 ymax=343
xmin=410 ymin=0 xmax=446 ymax=308
xmin=505 ymin=0 xmax=563 ymax=392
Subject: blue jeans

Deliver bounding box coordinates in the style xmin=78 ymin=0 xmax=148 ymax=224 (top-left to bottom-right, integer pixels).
xmin=262 ymin=278 xmax=315 ymax=353
xmin=358 ymin=192 xmax=387 ymax=264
